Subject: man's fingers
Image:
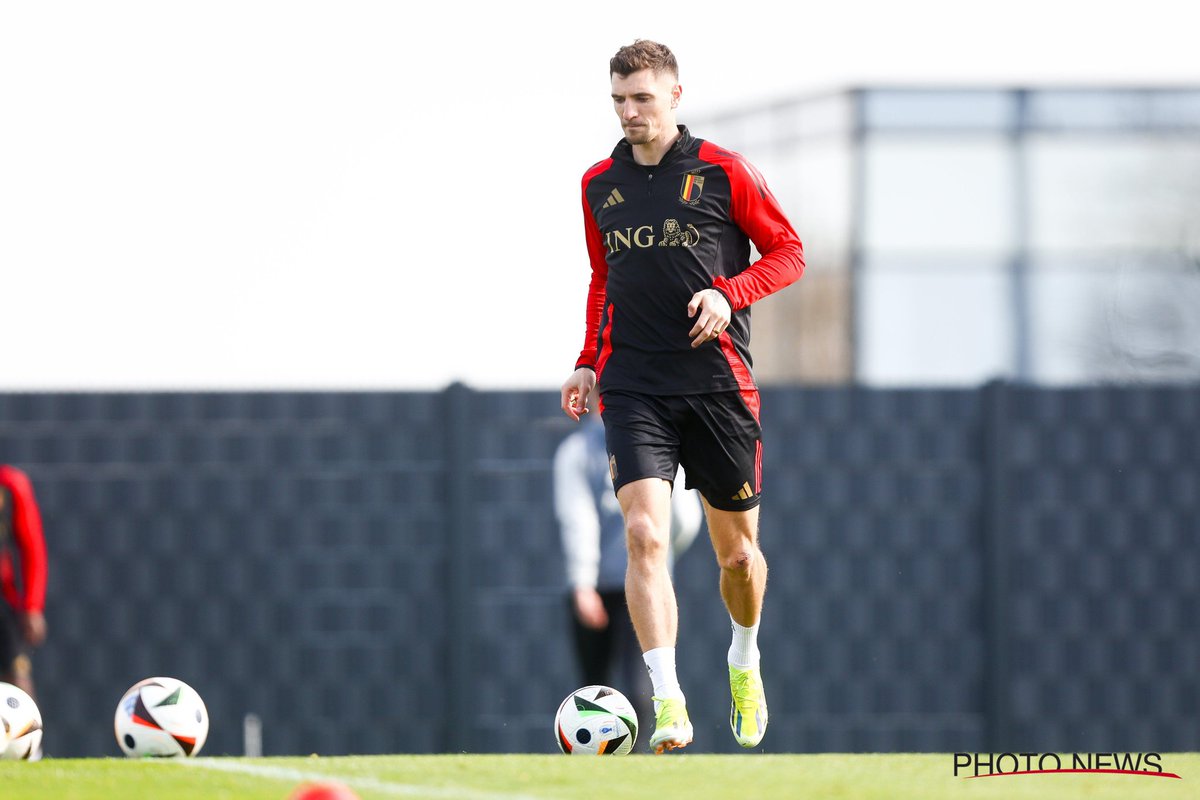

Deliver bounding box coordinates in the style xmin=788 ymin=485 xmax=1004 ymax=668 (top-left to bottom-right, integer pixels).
xmin=689 ymin=311 xmax=721 ymax=337
xmin=561 ymin=386 xmax=593 ymax=421
xmin=690 ymin=290 xmax=732 ymax=345
xmin=690 ymin=319 xmax=727 ymax=347
xmin=561 ymin=388 xmax=582 ymax=420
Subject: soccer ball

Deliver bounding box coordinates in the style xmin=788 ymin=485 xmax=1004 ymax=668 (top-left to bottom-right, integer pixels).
xmin=0 ymin=682 xmax=43 ymax=760
xmin=114 ymin=677 xmax=209 ymax=757
xmin=554 ymin=685 xmax=638 ymax=755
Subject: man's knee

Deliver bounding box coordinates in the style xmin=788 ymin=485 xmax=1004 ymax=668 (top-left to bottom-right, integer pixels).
xmin=625 ymin=513 xmax=669 ymax=562
xmin=720 ymin=549 xmax=754 ymax=577
xmin=718 ymin=544 xmax=762 ymax=580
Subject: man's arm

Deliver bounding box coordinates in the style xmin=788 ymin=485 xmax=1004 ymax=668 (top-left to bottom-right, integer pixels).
xmin=702 ymin=143 xmax=805 ymax=310
xmin=563 ymin=161 xmax=613 ymax=420
xmin=573 ymin=213 xmax=609 ymax=373
xmin=573 ymin=160 xmax=614 ymax=372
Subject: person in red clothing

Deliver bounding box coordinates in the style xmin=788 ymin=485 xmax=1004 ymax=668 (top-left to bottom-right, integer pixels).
xmin=0 ymin=465 xmax=48 ymax=700
xmin=560 ymin=40 xmax=804 ymax=754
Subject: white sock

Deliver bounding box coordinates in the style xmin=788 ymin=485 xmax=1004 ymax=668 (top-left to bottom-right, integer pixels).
xmin=728 ymin=615 xmax=761 ymax=668
xmin=642 ymin=647 xmax=684 ymax=701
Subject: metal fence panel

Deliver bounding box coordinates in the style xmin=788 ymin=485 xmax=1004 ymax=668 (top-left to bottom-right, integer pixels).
xmin=0 ymin=384 xmax=1195 ymax=755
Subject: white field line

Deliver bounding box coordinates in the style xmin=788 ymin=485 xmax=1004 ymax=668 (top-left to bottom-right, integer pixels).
xmin=181 ymin=757 xmax=548 ymax=800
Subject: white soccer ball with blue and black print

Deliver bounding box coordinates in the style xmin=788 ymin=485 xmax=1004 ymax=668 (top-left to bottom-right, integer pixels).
xmin=0 ymin=681 xmax=42 ymax=760
xmin=114 ymin=676 xmax=209 ymax=757
xmin=554 ymin=685 xmax=638 ymax=755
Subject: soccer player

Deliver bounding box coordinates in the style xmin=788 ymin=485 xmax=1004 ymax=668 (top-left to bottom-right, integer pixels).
xmin=559 ymin=40 xmax=805 ymax=753
xmin=0 ymin=465 xmax=48 ymax=704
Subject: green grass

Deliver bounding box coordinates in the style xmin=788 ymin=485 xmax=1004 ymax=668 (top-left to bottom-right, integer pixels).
xmin=1 ymin=753 xmax=1196 ymax=800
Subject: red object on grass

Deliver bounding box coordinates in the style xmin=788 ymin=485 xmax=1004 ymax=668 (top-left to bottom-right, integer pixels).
xmin=287 ymin=782 xmax=360 ymax=800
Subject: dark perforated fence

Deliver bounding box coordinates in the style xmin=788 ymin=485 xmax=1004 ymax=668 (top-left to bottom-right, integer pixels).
xmin=0 ymin=383 xmax=1195 ymax=756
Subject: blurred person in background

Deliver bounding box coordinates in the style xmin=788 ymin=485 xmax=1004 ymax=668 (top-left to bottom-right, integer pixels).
xmin=554 ymin=390 xmax=702 ymax=732
xmin=560 ymin=39 xmax=804 ymax=752
xmin=0 ymin=465 xmax=48 ymax=704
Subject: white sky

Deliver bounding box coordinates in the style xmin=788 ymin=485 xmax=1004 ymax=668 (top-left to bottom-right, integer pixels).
xmin=1 ymin=0 xmax=1196 ymax=390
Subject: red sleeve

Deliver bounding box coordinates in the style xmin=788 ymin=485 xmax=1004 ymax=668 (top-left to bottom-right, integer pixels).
xmin=701 ymin=143 xmax=805 ymax=311
xmin=574 ymin=159 xmax=613 ymax=371
xmin=1 ymin=466 xmax=47 ymax=612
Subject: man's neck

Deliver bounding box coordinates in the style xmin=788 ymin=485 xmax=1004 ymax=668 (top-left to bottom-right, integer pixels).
xmin=631 ymin=125 xmax=682 ymax=166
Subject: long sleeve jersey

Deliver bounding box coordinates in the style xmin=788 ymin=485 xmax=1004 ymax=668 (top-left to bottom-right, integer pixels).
xmin=574 ymin=125 xmax=805 ymax=395
xmin=0 ymin=465 xmax=48 ymax=613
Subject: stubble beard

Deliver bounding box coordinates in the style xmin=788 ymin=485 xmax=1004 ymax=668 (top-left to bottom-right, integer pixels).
xmin=623 ymin=126 xmax=652 ymax=145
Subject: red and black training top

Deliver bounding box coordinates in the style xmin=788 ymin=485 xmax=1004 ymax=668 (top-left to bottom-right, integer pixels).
xmin=574 ymin=125 xmax=805 ymax=396
xmin=0 ymin=465 xmax=47 ymax=614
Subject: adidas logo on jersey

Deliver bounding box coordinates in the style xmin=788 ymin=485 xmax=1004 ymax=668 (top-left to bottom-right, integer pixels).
xmin=602 ymin=188 xmax=625 ymax=208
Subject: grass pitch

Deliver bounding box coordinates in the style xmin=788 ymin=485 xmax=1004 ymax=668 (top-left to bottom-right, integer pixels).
xmin=1 ymin=753 xmax=1195 ymax=800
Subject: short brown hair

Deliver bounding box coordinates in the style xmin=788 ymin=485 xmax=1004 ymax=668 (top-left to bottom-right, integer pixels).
xmin=610 ymin=40 xmax=678 ymax=80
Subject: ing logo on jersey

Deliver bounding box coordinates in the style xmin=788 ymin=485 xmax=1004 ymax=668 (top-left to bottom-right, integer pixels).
xmin=659 ymin=219 xmax=700 ymax=247
xmin=679 ymin=173 xmax=704 ymax=205
xmin=603 ymin=220 xmax=701 ymax=253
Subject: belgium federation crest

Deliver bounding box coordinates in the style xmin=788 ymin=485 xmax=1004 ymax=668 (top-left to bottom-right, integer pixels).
xmin=679 ymin=173 xmax=704 ymax=205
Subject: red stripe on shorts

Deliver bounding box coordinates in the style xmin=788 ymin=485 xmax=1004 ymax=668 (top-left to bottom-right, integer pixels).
xmin=755 ymin=439 xmax=763 ymax=494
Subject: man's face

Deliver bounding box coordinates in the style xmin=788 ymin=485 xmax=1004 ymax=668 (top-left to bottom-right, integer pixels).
xmin=611 ymin=68 xmax=680 ymax=146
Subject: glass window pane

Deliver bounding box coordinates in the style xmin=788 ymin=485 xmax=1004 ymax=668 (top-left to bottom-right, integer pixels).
xmin=1028 ymin=255 xmax=1200 ymax=383
xmin=864 ymin=137 xmax=1014 ymax=251
xmin=1028 ymin=90 xmax=1200 ymax=131
xmin=862 ymin=90 xmax=1016 ymax=131
xmin=1028 ymin=138 xmax=1200 ymax=251
xmin=858 ymin=257 xmax=1012 ymax=385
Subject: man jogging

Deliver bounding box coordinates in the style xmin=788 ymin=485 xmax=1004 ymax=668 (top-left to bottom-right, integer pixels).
xmin=560 ymin=40 xmax=804 ymax=753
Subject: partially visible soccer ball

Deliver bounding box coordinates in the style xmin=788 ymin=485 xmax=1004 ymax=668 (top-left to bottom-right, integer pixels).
xmin=0 ymin=682 xmax=43 ymax=760
xmin=554 ymin=685 xmax=638 ymax=755
xmin=114 ymin=677 xmax=209 ymax=757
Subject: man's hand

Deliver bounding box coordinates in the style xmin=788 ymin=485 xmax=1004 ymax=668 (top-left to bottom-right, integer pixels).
xmin=687 ymin=288 xmax=732 ymax=348
xmin=19 ymin=610 xmax=46 ymax=647
xmin=560 ymin=367 xmax=596 ymax=421
xmin=572 ymin=586 xmax=609 ymax=630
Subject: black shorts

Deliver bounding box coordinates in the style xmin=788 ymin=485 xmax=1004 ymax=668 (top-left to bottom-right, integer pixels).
xmin=600 ymin=389 xmax=763 ymax=512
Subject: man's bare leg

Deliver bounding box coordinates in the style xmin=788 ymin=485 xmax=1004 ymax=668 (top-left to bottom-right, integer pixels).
xmin=618 ymin=478 xmax=692 ymax=752
xmin=704 ymin=501 xmax=766 ymax=627
xmin=704 ymin=499 xmax=770 ymax=747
